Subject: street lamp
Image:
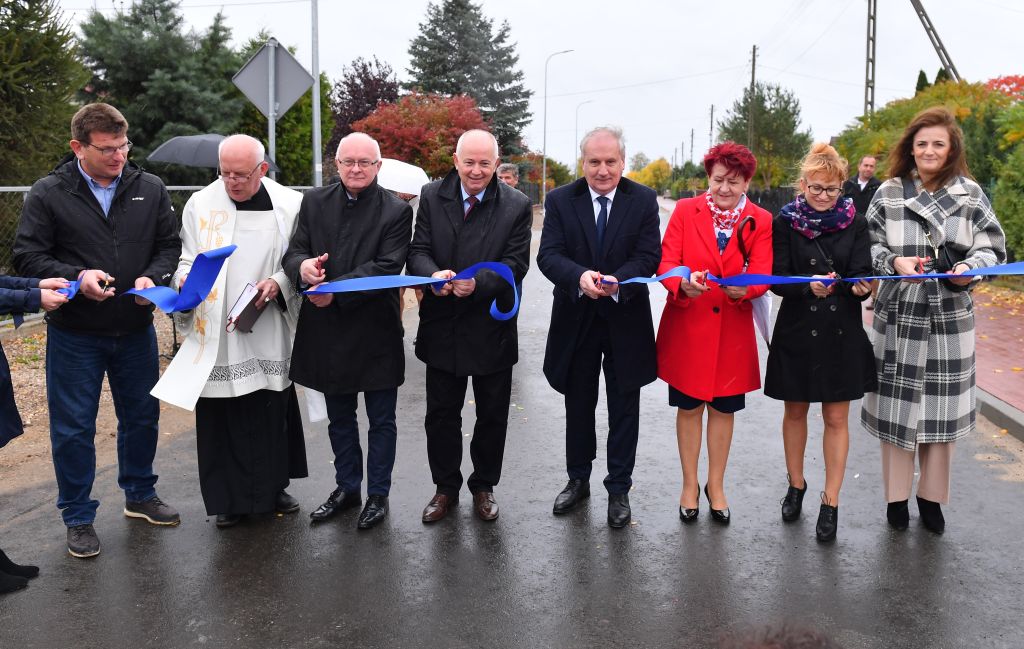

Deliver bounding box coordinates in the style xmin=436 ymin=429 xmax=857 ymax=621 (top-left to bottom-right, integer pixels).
xmin=542 ymin=48 xmax=573 ymax=209
xmin=573 ymin=99 xmax=595 ymax=180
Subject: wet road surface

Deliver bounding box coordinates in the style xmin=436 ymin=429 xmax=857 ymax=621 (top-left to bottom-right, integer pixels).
xmin=2 ymin=228 xmax=1023 ymax=648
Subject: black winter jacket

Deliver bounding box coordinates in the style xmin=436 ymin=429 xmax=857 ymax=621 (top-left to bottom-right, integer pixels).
xmin=13 ymin=155 xmax=180 ymax=335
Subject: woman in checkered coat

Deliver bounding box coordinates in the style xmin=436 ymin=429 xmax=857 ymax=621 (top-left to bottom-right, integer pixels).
xmin=860 ymin=107 xmax=1006 ymax=535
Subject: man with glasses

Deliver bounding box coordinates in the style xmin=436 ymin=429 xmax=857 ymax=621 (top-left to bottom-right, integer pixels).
xmin=284 ymin=132 xmax=412 ymax=530
xmin=151 ymin=134 xmax=308 ymax=529
xmin=13 ymin=103 xmax=181 ymax=558
xmin=407 ymin=129 xmax=532 ymax=523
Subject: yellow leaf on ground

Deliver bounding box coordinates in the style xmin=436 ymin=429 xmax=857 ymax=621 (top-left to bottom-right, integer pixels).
xmin=1013 ymin=367 xmax=1023 ymax=372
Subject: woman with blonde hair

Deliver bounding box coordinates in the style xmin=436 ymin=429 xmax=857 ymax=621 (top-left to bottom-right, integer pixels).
xmin=861 ymin=106 xmax=1005 ymax=534
xmin=764 ymin=142 xmax=875 ymax=542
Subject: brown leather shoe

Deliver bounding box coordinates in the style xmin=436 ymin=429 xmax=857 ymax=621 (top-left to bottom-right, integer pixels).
xmin=473 ymin=491 xmax=499 ymax=521
xmin=421 ymin=493 xmax=457 ymax=523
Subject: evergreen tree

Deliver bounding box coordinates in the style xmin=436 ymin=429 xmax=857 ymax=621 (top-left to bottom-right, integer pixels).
xmin=935 ymin=67 xmax=952 ymax=85
xmin=327 ymin=56 xmax=399 ymax=163
xmin=78 ymin=0 xmax=244 ymax=184
xmin=718 ymin=82 xmax=812 ymax=188
xmin=915 ymin=70 xmax=931 ymax=95
xmin=406 ymin=0 xmax=532 ymax=155
xmin=0 ymin=0 xmax=89 ymax=184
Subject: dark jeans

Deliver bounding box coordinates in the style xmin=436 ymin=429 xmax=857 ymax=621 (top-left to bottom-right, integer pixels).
xmin=325 ymin=388 xmax=398 ymax=496
xmin=46 ymin=325 xmax=160 ymax=527
xmin=564 ymin=316 xmax=640 ymax=495
xmin=424 ymin=365 xmax=513 ymax=497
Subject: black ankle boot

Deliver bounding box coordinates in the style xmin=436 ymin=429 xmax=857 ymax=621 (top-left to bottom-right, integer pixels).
xmin=0 ymin=570 xmax=28 ymax=594
xmin=916 ymin=496 xmax=945 ymax=534
xmin=887 ymin=500 xmax=909 ymax=530
xmin=815 ymin=493 xmax=838 ymax=542
xmin=780 ymin=475 xmax=807 ymax=522
xmin=0 ymin=549 xmax=39 ymax=579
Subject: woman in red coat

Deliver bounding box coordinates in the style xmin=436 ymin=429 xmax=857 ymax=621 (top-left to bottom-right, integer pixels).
xmin=656 ymin=142 xmax=772 ymax=525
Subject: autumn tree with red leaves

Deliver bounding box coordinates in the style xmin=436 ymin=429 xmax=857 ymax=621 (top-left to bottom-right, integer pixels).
xmin=353 ymin=92 xmax=487 ymax=179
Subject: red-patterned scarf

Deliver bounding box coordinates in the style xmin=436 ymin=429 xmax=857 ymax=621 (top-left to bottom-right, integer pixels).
xmin=705 ymin=191 xmax=744 ymax=230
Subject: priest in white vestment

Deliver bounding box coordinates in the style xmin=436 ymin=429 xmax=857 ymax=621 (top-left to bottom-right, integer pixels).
xmin=154 ymin=134 xmax=308 ymax=527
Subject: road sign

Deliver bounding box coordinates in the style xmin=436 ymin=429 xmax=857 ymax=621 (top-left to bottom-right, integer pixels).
xmin=233 ymin=38 xmax=314 ymax=120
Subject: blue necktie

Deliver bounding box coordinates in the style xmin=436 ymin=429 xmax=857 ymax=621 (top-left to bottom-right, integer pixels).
xmin=596 ymin=195 xmax=609 ymax=252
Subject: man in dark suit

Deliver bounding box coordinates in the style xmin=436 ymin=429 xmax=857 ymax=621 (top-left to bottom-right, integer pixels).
xmin=842 ymin=155 xmax=881 ymax=217
xmin=407 ymin=129 xmax=532 ymax=523
xmin=284 ymin=132 xmax=413 ymax=530
xmin=537 ymin=126 xmax=661 ymax=528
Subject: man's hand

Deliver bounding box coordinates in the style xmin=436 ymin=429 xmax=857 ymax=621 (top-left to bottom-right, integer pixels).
xmin=598 ymin=275 xmax=619 ymax=297
xmin=451 ymin=277 xmax=476 ymax=298
xmin=579 ymin=270 xmax=603 ymax=299
xmin=307 ymin=283 xmax=334 ymax=307
xmin=40 ymin=289 xmax=68 ymax=312
xmin=300 ymin=253 xmax=328 ymax=286
xmin=894 ymin=256 xmax=927 ymax=284
xmin=133 ymin=276 xmax=156 ymax=305
xmin=79 ymin=269 xmax=115 ymax=302
xmin=947 ymin=262 xmax=973 ymax=287
xmin=679 ymin=270 xmax=710 ymax=298
xmin=38 ymin=277 xmax=70 ymax=291
xmin=254 ymin=278 xmax=281 ymax=310
xmin=178 ymin=273 xmax=189 ymax=290
xmin=431 ymin=270 xmax=455 ymax=296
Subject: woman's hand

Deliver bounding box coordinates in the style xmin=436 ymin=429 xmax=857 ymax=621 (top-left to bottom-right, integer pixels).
xmin=679 ymin=270 xmax=710 ymax=298
xmin=894 ymin=256 xmax=928 ymax=283
xmin=850 ymin=279 xmax=873 ymax=297
xmin=38 ymin=277 xmax=70 ymax=291
xmin=722 ymin=285 xmax=748 ymax=301
xmin=809 ymin=273 xmax=834 ymax=298
xmin=946 ymin=262 xmax=973 ymax=287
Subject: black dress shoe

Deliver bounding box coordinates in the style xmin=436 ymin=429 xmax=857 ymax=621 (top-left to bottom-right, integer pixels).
xmin=607 ymin=493 xmax=631 ymax=528
xmin=704 ymin=484 xmax=730 ymax=525
xmin=887 ymin=500 xmax=909 ymax=530
xmin=780 ymin=476 xmax=807 ymax=522
xmin=916 ymin=496 xmax=945 ymax=534
xmin=553 ymin=479 xmax=590 ymax=515
xmin=357 ymin=495 xmax=389 ymax=530
xmin=275 ymin=490 xmax=300 ymax=514
xmin=678 ymin=506 xmax=699 ymax=523
xmin=816 ymin=494 xmax=838 ymax=542
xmin=309 ymin=488 xmax=361 ymax=522
xmin=216 ymin=514 xmax=242 ymax=528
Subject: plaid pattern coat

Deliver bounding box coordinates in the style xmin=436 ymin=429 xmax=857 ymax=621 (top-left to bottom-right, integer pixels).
xmin=860 ymin=175 xmax=1006 ymax=450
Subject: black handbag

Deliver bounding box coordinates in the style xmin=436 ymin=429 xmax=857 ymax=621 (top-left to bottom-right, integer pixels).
xmin=901 ymin=178 xmax=969 ymax=292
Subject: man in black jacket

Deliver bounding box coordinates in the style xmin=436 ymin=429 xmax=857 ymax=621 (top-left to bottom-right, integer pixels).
xmin=407 ymin=129 xmax=532 ymax=523
xmin=285 ymin=132 xmax=412 ymax=530
xmin=13 ymin=103 xmax=181 ymax=559
xmin=842 ymin=155 xmax=881 ymax=217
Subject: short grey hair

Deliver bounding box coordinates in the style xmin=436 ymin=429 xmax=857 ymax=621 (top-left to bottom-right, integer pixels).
xmin=456 ymin=129 xmax=499 ymax=159
xmin=580 ymin=126 xmax=626 ymax=161
xmin=497 ymin=163 xmax=519 ymax=178
xmin=218 ymin=134 xmax=266 ymax=166
xmin=336 ymin=132 xmax=382 ymax=161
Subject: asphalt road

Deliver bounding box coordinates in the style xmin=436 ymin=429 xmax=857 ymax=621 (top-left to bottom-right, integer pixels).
xmin=2 ymin=228 xmax=1023 ymax=648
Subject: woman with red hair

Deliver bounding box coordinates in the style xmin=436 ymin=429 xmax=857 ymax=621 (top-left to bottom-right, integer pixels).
xmin=656 ymin=142 xmax=773 ymax=525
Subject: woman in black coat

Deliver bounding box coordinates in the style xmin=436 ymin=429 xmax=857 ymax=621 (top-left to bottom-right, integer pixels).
xmin=764 ymin=143 xmax=876 ymax=542
xmin=1 ymin=274 xmax=67 ymax=593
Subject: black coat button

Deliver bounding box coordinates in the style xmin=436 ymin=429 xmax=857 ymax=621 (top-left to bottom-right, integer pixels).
xmin=712 ymin=307 xmax=720 ymax=314
xmin=810 ymin=305 xmax=817 ymax=312
xmin=830 ymin=304 xmax=837 ymax=312
xmin=837 ymin=328 xmax=843 ymax=335
xmin=810 ymin=258 xmax=817 ymax=265
xmin=811 ymin=329 xmax=818 ymax=336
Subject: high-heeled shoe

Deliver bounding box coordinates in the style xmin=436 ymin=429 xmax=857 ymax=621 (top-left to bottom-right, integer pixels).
xmin=887 ymin=500 xmax=909 ymax=530
xmin=704 ymin=484 xmax=730 ymax=525
xmin=916 ymin=496 xmax=945 ymax=535
xmin=678 ymin=505 xmax=699 ymax=523
xmin=780 ymin=474 xmax=807 ymax=522
xmin=815 ymin=492 xmax=838 ymax=542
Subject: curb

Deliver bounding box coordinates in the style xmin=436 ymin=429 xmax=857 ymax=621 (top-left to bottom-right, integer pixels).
xmin=977 ymin=389 xmax=1024 ymax=444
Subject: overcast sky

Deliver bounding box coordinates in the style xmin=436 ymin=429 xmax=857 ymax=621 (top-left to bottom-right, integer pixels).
xmin=60 ymin=0 xmax=1024 ymax=170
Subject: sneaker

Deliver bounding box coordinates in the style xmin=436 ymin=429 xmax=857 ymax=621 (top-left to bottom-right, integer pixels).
xmin=124 ymin=496 xmax=181 ymax=526
xmin=67 ymin=524 xmax=101 ymax=558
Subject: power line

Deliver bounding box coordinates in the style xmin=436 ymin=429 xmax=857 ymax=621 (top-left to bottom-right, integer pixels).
xmin=547 ymin=65 xmax=745 ymax=99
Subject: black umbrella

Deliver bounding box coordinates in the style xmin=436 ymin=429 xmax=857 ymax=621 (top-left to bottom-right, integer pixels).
xmin=147 ymin=133 xmax=280 ymax=172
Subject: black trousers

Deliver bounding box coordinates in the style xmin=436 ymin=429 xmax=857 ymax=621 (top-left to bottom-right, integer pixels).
xmin=424 ymin=365 xmax=513 ymax=497
xmin=564 ymin=315 xmax=640 ymax=495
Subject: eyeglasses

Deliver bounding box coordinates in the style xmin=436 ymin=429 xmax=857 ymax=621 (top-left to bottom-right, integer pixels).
xmin=805 ymin=183 xmax=843 ymax=198
xmin=219 ymin=162 xmax=263 ymax=183
xmin=83 ymin=140 xmax=133 ymax=157
xmin=337 ymin=159 xmax=380 ymax=169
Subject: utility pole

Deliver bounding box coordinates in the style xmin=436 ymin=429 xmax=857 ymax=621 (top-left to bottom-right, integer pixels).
xmin=864 ymin=0 xmax=877 ymax=115
xmin=681 ymin=139 xmax=685 ymax=169
xmin=690 ymin=129 xmax=694 ymax=163
xmin=748 ymin=44 xmax=757 ymax=148
xmin=908 ymin=0 xmax=960 ymax=82
xmin=708 ymin=105 xmax=715 ymax=150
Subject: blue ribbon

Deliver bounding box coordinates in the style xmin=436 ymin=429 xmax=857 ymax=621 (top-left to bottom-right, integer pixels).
xmin=304 ymin=261 xmax=520 ymax=321
xmin=124 ymin=245 xmax=237 ymax=313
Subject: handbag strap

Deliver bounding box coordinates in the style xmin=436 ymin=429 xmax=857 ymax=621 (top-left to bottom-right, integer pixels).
xmin=811 ymin=237 xmax=840 ymax=278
